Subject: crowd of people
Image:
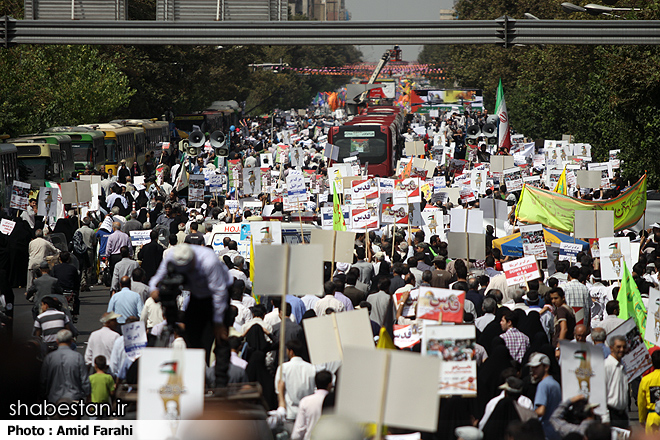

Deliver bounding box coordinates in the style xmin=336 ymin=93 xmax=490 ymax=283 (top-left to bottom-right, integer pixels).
xmin=0 ymin=106 xmax=657 ymax=440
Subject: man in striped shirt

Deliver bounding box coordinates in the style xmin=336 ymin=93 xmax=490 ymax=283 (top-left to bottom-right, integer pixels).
xmin=34 ymin=296 xmax=71 ymax=350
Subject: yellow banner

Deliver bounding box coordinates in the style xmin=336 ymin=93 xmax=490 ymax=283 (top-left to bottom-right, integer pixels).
xmin=515 ymin=175 xmax=647 ymax=233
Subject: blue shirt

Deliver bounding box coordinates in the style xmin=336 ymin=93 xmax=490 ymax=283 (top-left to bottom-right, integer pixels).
xmin=286 ymin=295 xmax=307 ymax=324
xmin=535 ymin=375 xmax=562 ymax=440
xmin=107 ymin=287 xmax=143 ymax=324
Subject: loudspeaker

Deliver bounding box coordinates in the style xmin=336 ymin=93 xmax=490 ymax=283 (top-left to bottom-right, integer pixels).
xmin=210 ymin=130 xmax=228 ymax=157
xmin=482 ymin=123 xmax=497 ymax=137
xmin=189 ymin=130 xmax=206 ymax=148
xmin=466 ymin=125 xmax=481 ymax=138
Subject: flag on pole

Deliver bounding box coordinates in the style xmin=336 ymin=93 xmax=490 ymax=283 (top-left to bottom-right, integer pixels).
xmin=553 ymin=167 xmax=568 ymax=195
xmin=332 ymin=181 xmax=346 ymax=231
xmin=495 ymin=79 xmax=512 ymax=152
xmin=616 ymin=260 xmax=649 ymax=346
xmin=400 ymin=159 xmax=413 ymax=179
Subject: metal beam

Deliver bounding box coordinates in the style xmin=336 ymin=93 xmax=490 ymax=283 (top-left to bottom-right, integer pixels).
xmin=2 ymin=16 xmax=660 ymax=46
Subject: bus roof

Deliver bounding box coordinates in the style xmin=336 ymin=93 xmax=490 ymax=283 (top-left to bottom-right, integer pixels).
xmin=45 ymin=127 xmax=105 ymax=138
xmin=77 ymin=124 xmax=136 ymax=136
xmin=11 ymin=134 xmax=71 ymax=144
xmin=109 ymin=119 xmax=162 ymax=130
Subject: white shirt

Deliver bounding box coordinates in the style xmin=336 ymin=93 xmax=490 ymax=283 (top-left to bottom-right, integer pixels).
xmin=275 ymin=357 xmax=318 ymax=420
xmin=140 ymin=297 xmax=164 ymax=329
xmin=231 ymin=351 xmax=248 ymax=370
xmin=231 ymin=299 xmax=252 ymax=329
xmin=291 ymin=389 xmax=329 ymax=440
xmin=242 ymin=317 xmax=272 ymax=336
xmin=301 ymin=295 xmax=320 ymax=311
xmin=229 ymin=268 xmax=252 ymax=289
xmin=600 ymin=315 xmax=626 ymax=335
xmin=313 ymin=295 xmax=345 ymax=317
xmin=242 ymin=294 xmax=256 ymax=309
xmin=479 ymin=391 xmax=533 ymax=430
xmin=108 ymin=336 xmax=126 ymax=377
xmin=84 ymin=326 xmax=120 ymax=365
xmin=475 ymin=313 xmax=495 ymax=332
xmin=604 ymin=354 xmax=628 ymax=410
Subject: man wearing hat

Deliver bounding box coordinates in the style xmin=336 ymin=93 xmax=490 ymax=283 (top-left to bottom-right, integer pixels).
xmin=528 ymin=352 xmax=561 ymax=439
xmin=479 ymin=376 xmax=533 ymax=430
xmin=85 ymin=312 xmax=121 ymax=367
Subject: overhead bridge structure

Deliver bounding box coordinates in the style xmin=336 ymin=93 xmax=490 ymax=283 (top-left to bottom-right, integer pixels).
xmin=3 ymin=16 xmax=660 ymax=47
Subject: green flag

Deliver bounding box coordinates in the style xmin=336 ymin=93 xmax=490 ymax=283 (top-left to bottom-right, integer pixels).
xmin=617 ymin=260 xmax=648 ymax=339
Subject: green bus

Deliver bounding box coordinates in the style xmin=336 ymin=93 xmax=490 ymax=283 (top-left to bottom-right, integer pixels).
xmin=0 ymin=143 xmax=18 ymax=207
xmin=13 ymin=142 xmax=66 ymax=189
xmin=45 ymin=126 xmax=106 ymax=171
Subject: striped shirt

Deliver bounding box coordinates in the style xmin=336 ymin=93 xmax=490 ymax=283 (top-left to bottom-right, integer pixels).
xmin=34 ymin=309 xmax=69 ymax=344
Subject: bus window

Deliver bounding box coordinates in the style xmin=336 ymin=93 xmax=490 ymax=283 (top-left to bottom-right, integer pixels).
xmin=105 ymin=140 xmax=118 ymax=163
xmin=72 ymin=143 xmax=94 ymax=163
xmin=18 ymin=158 xmax=51 ymax=183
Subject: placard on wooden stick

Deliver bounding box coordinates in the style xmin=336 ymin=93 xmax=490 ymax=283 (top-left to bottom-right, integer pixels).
xmin=303 ymin=309 xmax=374 ymax=365
xmin=253 ymin=244 xmax=323 ymax=297
xmin=336 ymin=347 xmax=440 ymax=432
xmin=310 ymin=229 xmax=356 ymax=264
xmin=576 ymin=170 xmax=602 ymax=188
xmin=573 ymin=210 xmax=614 ymax=239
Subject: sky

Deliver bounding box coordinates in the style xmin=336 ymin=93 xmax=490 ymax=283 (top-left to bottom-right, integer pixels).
xmin=344 ymin=0 xmax=455 ymax=62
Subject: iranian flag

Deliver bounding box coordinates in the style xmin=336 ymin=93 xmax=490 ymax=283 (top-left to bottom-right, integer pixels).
xmin=495 ymin=79 xmax=512 ymax=151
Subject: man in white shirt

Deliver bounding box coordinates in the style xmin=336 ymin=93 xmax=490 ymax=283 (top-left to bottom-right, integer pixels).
xmin=85 ymin=312 xmax=121 ymax=366
xmin=475 ymin=297 xmax=496 ymax=332
xmin=600 ymin=300 xmax=626 ymax=335
xmin=313 ymin=282 xmax=345 ymax=317
xmin=229 ymin=281 xmax=252 ymax=333
xmin=604 ymin=335 xmax=629 ymax=428
xmin=479 ymin=376 xmax=533 ymax=430
xmin=229 ymin=256 xmax=252 ymax=289
xmin=291 ymin=370 xmax=333 ymax=440
xmin=275 ymin=340 xmax=317 ymax=421
xmin=242 ymin=305 xmax=272 ymax=336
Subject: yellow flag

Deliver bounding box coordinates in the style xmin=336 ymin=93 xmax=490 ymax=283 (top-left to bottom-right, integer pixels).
xmin=376 ymin=327 xmax=396 ymax=350
xmin=332 ymin=181 xmax=346 ymax=231
xmin=249 ymin=234 xmax=257 ymax=302
xmin=553 ymin=167 xmax=568 ymax=195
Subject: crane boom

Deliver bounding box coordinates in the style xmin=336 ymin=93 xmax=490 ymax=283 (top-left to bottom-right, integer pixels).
xmin=354 ymin=45 xmax=401 ymax=104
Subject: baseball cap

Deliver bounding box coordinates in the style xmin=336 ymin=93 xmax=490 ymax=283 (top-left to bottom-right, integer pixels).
xmin=527 ymin=352 xmax=551 ymax=367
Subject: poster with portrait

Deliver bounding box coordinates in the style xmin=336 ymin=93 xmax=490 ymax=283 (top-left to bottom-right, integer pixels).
xmin=503 ymin=167 xmax=523 ymax=192
xmin=350 ymin=205 xmax=379 ymax=230
xmin=381 ymin=204 xmax=409 ymax=225
xmin=558 ymin=341 xmax=608 ymax=418
xmin=393 ymin=177 xmax=421 ymax=204
xmin=137 ymin=348 xmax=205 ymax=420
xmin=609 ymin=318 xmax=653 ymax=382
xmin=416 ymin=287 xmax=465 ymax=323
xmin=242 ymin=167 xmax=262 ymax=196
xmin=470 ymin=169 xmax=487 ymax=195
xmin=290 ymin=146 xmax=304 ymax=168
xmin=423 ymin=324 xmax=477 ymax=396
xmin=10 ymin=180 xmax=30 ymax=210
xmin=599 ymin=237 xmax=633 ymax=281
xmin=37 ymin=186 xmax=59 ymax=218
xmin=520 ymin=224 xmax=547 ymax=260
xmin=188 ymin=174 xmax=205 ymax=202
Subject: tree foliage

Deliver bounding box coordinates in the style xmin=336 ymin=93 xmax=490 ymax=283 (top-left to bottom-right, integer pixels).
xmin=419 ymin=0 xmax=660 ymax=187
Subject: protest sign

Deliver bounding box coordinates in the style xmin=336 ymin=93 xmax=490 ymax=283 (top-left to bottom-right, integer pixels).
xmin=417 ymin=287 xmax=465 ymax=323
xmin=433 ymin=176 xmax=447 ymax=192
xmin=303 ymin=309 xmax=374 ymax=365
xmin=559 ymin=242 xmax=583 ymax=263
xmin=520 ymin=224 xmax=547 ymax=260
xmin=395 ymin=288 xmax=418 ymax=319
xmin=645 ymin=288 xmax=660 ymax=346
xmin=123 ymin=321 xmax=148 ymax=362
xmin=37 ymin=187 xmax=59 ymax=218
xmin=490 ymin=155 xmax=515 ymax=176
xmin=310 ymin=229 xmax=355 ymax=264
xmin=350 ymin=205 xmax=379 ymax=230
xmin=242 ymin=167 xmax=261 ymax=196
xmin=241 ymin=221 xmax=282 ymax=246
xmin=589 ymin=239 xmax=601 ymax=258
xmin=393 ymin=324 xmax=421 ymax=349
xmin=393 ymin=178 xmax=421 ymax=204
xmin=471 ymin=169 xmax=487 ymax=194
xmin=323 ymin=143 xmax=340 ymax=161
xmin=609 ymin=149 xmax=621 ymax=168
xmin=558 ymin=341 xmax=608 ymax=417
xmin=10 ymin=180 xmax=30 ymax=210
xmin=137 ymin=348 xmax=205 ymax=420
xmin=381 ymin=204 xmax=409 ymax=224
xmin=447 ymin=232 xmax=486 ymax=260
xmin=503 ymin=167 xmax=523 ymax=192
xmin=573 ymin=210 xmax=614 ymax=239
xmin=423 ymin=324 xmax=477 ymax=396
xmin=459 ymin=186 xmax=477 ymax=203
xmin=130 ymin=230 xmax=152 ymax=246
xmin=188 ymin=174 xmax=205 ymax=202
xmin=351 ymin=178 xmax=379 ymax=200
xmin=609 ymin=318 xmax=652 ymax=382
xmin=225 ymin=199 xmax=239 ymax=214
xmin=378 ymin=177 xmax=395 ymax=194
xmin=286 ymin=172 xmax=306 ymax=203
xmin=576 ymin=170 xmax=602 ymax=189
xmin=599 ymin=237 xmax=633 ymax=281
xmin=405 ymin=141 xmax=425 ymax=157
xmin=0 ymin=219 xmax=16 ymax=235
xmin=290 ymin=146 xmax=304 ymax=168
xmin=260 ymin=153 xmax=272 ymax=168
xmin=523 ymin=175 xmax=542 ymax=187
xmin=253 ymin=244 xmax=323 ymax=297
xmin=336 ymin=347 xmax=440 ymax=432
xmin=502 ymin=256 xmax=541 ymax=286
xmin=449 ymin=208 xmax=483 ymax=234
xmin=60 ymin=181 xmax=92 ymax=205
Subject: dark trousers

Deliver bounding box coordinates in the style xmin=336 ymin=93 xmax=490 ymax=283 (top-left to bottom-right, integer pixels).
xmin=184 ymin=295 xmax=230 ymax=387
xmin=108 ymin=254 xmax=122 ymax=287
xmin=608 ymin=405 xmax=629 ymax=429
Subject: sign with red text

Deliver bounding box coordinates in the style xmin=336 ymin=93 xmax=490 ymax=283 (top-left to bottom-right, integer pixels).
xmin=350 ymin=205 xmax=379 ymax=230
xmin=393 ymin=177 xmax=421 ymax=204
xmin=393 ymin=324 xmax=421 ymax=349
xmin=416 ymin=287 xmax=465 ymax=323
xmin=423 ymin=324 xmax=477 ymax=396
xmin=381 ymin=204 xmax=409 ymax=224
xmin=502 ymin=256 xmax=541 ymax=286
xmin=351 ymin=178 xmax=379 ymax=200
